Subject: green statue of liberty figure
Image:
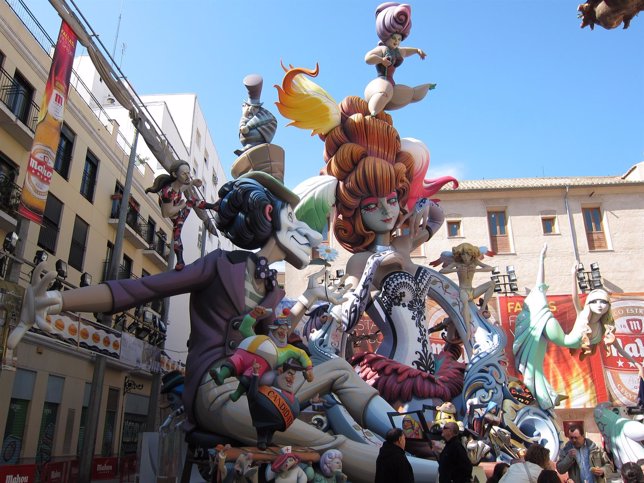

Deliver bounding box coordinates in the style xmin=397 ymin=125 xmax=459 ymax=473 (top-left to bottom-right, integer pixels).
xmin=513 ymin=244 xmax=641 ymax=411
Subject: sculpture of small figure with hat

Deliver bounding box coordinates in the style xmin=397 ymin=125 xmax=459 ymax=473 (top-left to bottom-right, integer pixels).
xmin=159 ymin=370 xmax=186 ymax=432
xmin=209 ymin=306 xmax=314 ymax=403
xmin=247 ymin=359 xmax=309 ymax=451
xmin=236 ymin=74 xmax=278 ymax=156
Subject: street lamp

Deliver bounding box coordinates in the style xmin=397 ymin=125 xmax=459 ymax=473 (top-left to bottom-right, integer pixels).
xmin=576 ymin=262 xmax=602 ymax=293
xmin=491 ymin=266 xmax=519 ymax=295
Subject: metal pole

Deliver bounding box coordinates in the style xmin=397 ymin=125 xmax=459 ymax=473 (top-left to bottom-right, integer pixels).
xmin=145 ymin=373 xmax=161 ymax=432
xmin=78 ymin=355 xmax=106 ymax=483
xmin=106 ymin=120 xmax=140 ymax=290
xmin=564 ymin=186 xmax=580 ymax=262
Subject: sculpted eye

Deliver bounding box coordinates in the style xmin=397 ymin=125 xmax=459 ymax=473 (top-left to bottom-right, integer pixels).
xmin=361 ymin=203 xmax=377 ymax=212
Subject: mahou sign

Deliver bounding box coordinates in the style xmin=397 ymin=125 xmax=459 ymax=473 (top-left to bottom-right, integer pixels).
xmin=602 ymin=297 xmax=644 ymax=405
xmin=0 ymin=464 xmax=36 ymax=483
xmin=91 ymin=457 xmax=118 ymax=480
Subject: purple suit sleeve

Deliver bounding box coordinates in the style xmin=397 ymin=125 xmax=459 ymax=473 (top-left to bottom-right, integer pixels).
xmin=104 ymin=251 xmax=220 ymax=313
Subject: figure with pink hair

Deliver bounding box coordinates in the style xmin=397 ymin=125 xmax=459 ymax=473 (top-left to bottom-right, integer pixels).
xmin=364 ymin=2 xmax=435 ymax=115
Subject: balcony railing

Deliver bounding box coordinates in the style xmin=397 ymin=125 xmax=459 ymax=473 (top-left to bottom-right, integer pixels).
xmin=147 ymin=231 xmax=170 ymax=261
xmin=0 ymin=66 xmax=39 ymax=131
xmin=101 ymin=261 xmax=139 ymax=283
xmin=0 ymin=175 xmax=22 ymax=214
xmin=110 ymin=195 xmax=148 ymax=240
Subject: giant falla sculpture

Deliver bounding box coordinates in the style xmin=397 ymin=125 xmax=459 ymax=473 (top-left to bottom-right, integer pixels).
xmin=14 ymin=3 xmax=644 ymax=482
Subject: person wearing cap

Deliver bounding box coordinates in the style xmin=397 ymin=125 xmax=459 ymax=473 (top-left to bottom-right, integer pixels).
xmin=235 ymin=74 xmax=277 ymax=156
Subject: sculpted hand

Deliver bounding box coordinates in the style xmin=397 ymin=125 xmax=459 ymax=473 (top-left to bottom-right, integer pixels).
xmin=7 ymin=263 xmax=59 ymax=355
xmin=381 ymin=56 xmax=392 ymax=67
xmin=304 ymin=368 xmax=314 ymax=382
xmin=417 ymin=48 xmax=427 ymax=59
xmin=300 ymin=267 xmax=352 ymax=306
xmin=191 ymin=179 xmax=203 ymax=188
xmin=249 ymin=306 xmax=272 ymax=319
xmin=540 ymin=243 xmax=548 ymax=259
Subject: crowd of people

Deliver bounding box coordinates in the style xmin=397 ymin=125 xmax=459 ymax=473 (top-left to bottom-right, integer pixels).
xmin=375 ymin=418 xmax=644 ymax=483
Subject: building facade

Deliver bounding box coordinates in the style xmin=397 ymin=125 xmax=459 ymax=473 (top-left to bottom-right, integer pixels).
xmin=0 ymin=0 xmax=227 ymax=474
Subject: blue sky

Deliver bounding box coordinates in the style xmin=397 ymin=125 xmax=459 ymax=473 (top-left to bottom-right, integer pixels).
xmin=27 ymin=1 xmax=644 ymax=189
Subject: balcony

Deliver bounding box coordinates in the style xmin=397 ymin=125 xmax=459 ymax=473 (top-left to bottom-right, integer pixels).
xmin=0 ymin=176 xmax=21 ymax=232
xmin=143 ymin=230 xmax=170 ymax=270
xmin=108 ymin=195 xmax=149 ymax=249
xmin=101 ymin=261 xmax=139 ymax=283
xmin=0 ymin=67 xmax=39 ymax=149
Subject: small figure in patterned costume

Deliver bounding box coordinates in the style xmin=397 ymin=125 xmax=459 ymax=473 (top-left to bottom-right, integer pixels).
xmin=146 ymin=160 xmax=215 ymax=270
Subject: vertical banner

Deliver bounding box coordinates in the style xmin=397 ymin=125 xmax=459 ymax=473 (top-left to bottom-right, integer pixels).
xmin=19 ymin=21 xmax=77 ymax=223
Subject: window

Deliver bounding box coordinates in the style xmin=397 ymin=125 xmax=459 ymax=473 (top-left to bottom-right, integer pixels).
xmin=80 ymin=151 xmax=99 ymax=202
xmin=101 ymin=388 xmax=119 ymax=456
xmin=141 ymin=269 xmax=150 ymax=278
xmin=582 ymin=207 xmax=607 ymax=250
xmin=54 ymin=123 xmax=75 ymax=179
xmin=212 ymin=170 xmax=218 ymax=186
xmin=38 ymin=194 xmax=63 ymax=253
xmin=35 ymin=375 xmax=64 ymax=468
xmin=2 ymin=369 xmax=36 ymax=464
xmin=7 ymin=71 xmax=34 ymax=124
xmin=146 ymin=217 xmax=156 ymax=245
xmin=487 ymin=210 xmax=511 ymax=253
xmin=76 ymin=383 xmax=91 ymax=455
xmin=447 ymin=220 xmax=461 ymax=238
xmin=204 ymin=150 xmax=209 ymax=167
xmin=541 ymin=216 xmax=557 ymax=235
xmin=111 ymin=182 xmax=124 ymax=218
xmin=120 ymin=254 xmax=133 ymax=280
xmin=68 ymin=216 xmax=89 ymax=271
xmin=195 ymin=129 xmax=202 ymax=148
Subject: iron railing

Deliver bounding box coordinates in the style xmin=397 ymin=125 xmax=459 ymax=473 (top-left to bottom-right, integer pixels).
xmin=0 ymin=66 xmax=39 ymax=131
xmin=0 ymin=175 xmax=22 ymax=214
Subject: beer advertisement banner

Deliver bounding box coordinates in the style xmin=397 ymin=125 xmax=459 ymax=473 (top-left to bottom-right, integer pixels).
xmin=498 ymin=293 xmax=644 ymax=408
xmin=19 ymin=21 xmax=77 ymax=223
xmin=601 ymin=294 xmax=644 ymax=406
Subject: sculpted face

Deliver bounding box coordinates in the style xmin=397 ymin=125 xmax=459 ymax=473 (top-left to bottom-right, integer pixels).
xmin=328 ymin=457 xmax=342 ymax=472
xmin=386 ymin=33 xmax=402 ymax=49
xmin=588 ymin=299 xmax=609 ymax=315
xmin=242 ymin=103 xmax=259 ymax=119
xmin=274 ymin=204 xmax=322 ymax=269
xmin=360 ymin=192 xmax=400 ymax=235
xmin=174 ymin=164 xmax=191 ymax=185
